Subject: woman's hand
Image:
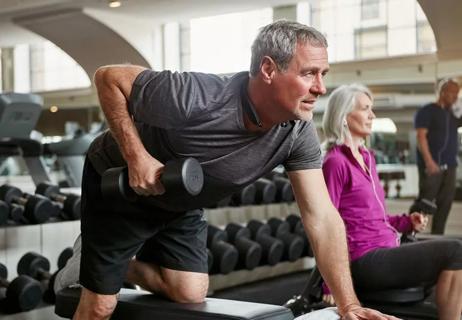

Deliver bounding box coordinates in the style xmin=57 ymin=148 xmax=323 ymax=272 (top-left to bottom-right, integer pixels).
xmin=409 ymin=212 xmax=428 ymax=233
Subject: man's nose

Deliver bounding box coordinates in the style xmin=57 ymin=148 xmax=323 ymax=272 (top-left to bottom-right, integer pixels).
xmin=311 ymin=74 xmax=326 ymax=95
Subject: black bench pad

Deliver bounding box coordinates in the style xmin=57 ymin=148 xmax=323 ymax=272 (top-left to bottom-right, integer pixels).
xmin=55 ymin=287 xmax=294 ymax=320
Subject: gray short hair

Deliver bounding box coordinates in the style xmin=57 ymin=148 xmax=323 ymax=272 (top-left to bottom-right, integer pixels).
xmin=322 ymin=84 xmax=372 ymax=150
xmin=250 ymin=20 xmax=328 ymax=76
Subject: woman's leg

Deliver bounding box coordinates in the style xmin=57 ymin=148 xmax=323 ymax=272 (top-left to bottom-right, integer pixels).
xmin=351 ymin=239 xmax=462 ymax=319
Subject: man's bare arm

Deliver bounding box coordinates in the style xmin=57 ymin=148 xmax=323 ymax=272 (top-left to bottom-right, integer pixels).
xmin=416 ymin=128 xmax=439 ymax=175
xmin=93 ymin=65 xmax=165 ymax=195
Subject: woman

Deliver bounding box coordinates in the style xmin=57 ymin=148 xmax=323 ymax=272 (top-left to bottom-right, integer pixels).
xmin=287 ymin=84 xmax=462 ymax=320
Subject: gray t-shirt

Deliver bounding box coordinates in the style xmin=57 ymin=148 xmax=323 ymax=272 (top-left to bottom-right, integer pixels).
xmin=88 ymin=70 xmax=321 ymax=212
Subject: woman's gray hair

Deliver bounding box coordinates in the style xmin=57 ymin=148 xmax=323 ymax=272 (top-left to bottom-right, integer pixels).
xmin=250 ymin=20 xmax=328 ymax=76
xmin=322 ymin=84 xmax=373 ymax=151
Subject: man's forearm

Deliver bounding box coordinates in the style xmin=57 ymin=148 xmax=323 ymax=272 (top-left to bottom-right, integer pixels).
xmin=94 ymin=66 xmax=148 ymax=165
xmin=306 ymin=208 xmax=359 ymax=314
xmin=416 ymin=132 xmax=434 ymax=166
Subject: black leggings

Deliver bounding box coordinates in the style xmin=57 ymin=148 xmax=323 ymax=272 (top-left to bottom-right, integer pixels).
xmin=351 ymin=239 xmax=462 ymax=290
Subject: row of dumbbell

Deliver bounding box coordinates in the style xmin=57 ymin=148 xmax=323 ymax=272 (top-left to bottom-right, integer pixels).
xmin=0 ymin=248 xmax=72 ymax=313
xmin=210 ymin=172 xmax=295 ymax=208
xmin=207 ymin=214 xmax=313 ymax=275
xmin=0 ymin=182 xmax=81 ymax=226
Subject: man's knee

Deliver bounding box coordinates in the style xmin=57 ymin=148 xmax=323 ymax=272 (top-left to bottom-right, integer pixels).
xmin=164 ymin=273 xmax=209 ymax=303
xmin=169 ymin=283 xmax=208 ymax=303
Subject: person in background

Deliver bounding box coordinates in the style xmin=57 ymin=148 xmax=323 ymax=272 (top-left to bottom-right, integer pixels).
xmin=415 ymin=78 xmax=461 ymax=234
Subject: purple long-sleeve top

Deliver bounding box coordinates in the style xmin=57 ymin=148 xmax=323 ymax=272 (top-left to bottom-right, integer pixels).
xmin=322 ymin=144 xmax=413 ymax=262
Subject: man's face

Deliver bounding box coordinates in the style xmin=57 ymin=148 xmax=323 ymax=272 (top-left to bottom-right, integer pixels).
xmin=270 ymin=43 xmax=329 ymax=122
xmin=440 ymin=82 xmax=460 ymax=108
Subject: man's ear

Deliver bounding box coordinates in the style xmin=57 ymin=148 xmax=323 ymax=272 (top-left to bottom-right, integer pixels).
xmin=260 ymin=56 xmax=277 ymax=84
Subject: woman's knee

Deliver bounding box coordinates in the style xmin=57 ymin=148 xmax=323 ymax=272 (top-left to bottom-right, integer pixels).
xmin=441 ymin=239 xmax=462 ymax=269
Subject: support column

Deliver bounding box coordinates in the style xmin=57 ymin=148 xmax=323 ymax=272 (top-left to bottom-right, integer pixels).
xmin=273 ymin=5 xmax=298 ymax=22
xmin=1 ymin=48 xmax=14 ymax=92
xmin=179 ymin=21 xmax=191 ymax=71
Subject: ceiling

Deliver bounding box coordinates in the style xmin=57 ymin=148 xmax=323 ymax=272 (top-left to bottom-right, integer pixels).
xmin=0 ymin=0 xmax=300 ymax=21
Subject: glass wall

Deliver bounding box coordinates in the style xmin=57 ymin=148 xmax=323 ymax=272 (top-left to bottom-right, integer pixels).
xmin=306 ymin=0 xmax=436 ymax=62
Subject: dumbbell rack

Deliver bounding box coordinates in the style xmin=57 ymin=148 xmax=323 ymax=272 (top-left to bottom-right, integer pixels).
xmin=0 ymin=181 xmax=81 ymax=281
xmin=205 ymin=202 xmax=315 ymax=294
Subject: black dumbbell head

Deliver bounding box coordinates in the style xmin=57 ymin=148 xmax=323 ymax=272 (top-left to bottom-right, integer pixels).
xmin=409 ymin=198 xmax=437 ymax=215
xmin=232 ymin=184 xmax=256 ymax=206
xmin=267 ymin=218 xmax=291 ymax=237
xmin=35 ymin=182 xmax=60 ymax=198
xmin=58 ymin=247 xmax=73 ymax=270
xmin=24 ymin=194 xmax=53 ymax=224
xmin=101 ymin=167 xmax=137 ymax=201
xmin=273 ymin=177 xmax=294 ymax=202
xmin=7 ymin=275 xmax=43 ymax=312
xmin=9 ymin=203 xmax=24 ymax=223
xmin=247 ymin=220 xmax=271 ymax=239
xmin=254 ymin=179 xmax=277 ymax=204
xmin=212 ymin=242 xmax=238 ymax=274
xmin=17 ymin=252 xmax=50 ymax=279
xmin=0 ymin=200 xmax=8 ymax=225
xmin=162 ymin=158 xmax=204 ymax=196
xmin=0 ymin=185 xmax=22 ymax=203
xmin=0 ymin=262 xmax=7 ymax=279
xmin=225 ymin=223 xmax=251 ymax=242
xmin=207 ymin=225 xmax=228 ymax=247
xmin=285 ymin=214 xmax=301 ymax=232
xmin=62 ymin=194 xmax=81 ymax=220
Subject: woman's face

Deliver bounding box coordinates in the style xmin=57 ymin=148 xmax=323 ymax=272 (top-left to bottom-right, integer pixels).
xmin=346 ymin=92 xmax=375 ymax=139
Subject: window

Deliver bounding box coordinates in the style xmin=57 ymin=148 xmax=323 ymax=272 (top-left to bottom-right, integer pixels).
xmin=190 ymin=8 xmax=273 ymax=74
xmin=355 ymin=26 xmax=387 ymax=59
xmin=305 ymin=0 xmax=435 ymax=62
xmin=30 ymin=41 xmax=90 ymax=92
xmin=361 ymin=0 xmax=380 ymax=20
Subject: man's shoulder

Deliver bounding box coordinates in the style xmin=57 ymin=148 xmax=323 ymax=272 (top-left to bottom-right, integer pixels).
xmin=417 ymin=102 xmax=438 ymax=113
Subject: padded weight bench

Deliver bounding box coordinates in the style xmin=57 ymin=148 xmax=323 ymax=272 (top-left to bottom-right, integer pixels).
xmin=55 ymin=287 xmax=295 ymax=320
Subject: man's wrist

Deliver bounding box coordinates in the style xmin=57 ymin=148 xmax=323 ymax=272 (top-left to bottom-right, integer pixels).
xmin=337 ymin=301 xmax=362 ymax=316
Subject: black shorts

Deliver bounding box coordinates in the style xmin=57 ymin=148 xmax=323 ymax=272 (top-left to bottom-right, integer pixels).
xmin=79 ymin=158 xmax=208 ymax=295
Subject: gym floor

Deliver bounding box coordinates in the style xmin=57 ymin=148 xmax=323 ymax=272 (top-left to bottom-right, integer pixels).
xmin=3 ymin=199 xmax=462 ymax=320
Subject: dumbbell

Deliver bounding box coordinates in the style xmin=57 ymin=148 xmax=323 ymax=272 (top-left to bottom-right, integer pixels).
xmin=17 ymin=248 xmax=73 ymax=303
xmin=225 ymin=223 xmax=262 ymax=270
xmin=0 ymin=200 xmax=9 ymax=225
xmin=286 ymin=214 xmax=313 ymax=257
xmin=409 ymin=198 xmax=437 ymax=216
xmin=207 ymin=225 xmax=238 ymax=274
xmin=35 ymin=182 xmax=81 ymax=220
xmin=267 ymin=217 xmax=304 ymax=262
xmin=0 ymin=185 xmax=53 ymax=224
xmin=265 ymin=172 xmax=294 ymax=202
xmin=246 ymin=220 xmax=284 ymax=266
xmin=254 ymin=178 xmax=277 ymax=204
xmin=1 ymin=200 xmax=26 ymax=225
xmin=101 ymin=158 xmax=204 ymax=201
xmin=0 ymin=263 xmax=43 ymax=312
xmin=402 ymin=198 xmax=437 ymax=243
xmin=231 ymin=184 xmax=257 ymax=206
